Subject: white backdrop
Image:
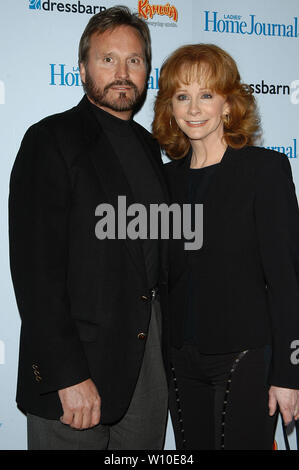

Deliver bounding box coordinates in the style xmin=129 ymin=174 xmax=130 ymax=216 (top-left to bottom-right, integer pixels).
xmin=0 ymin=0 xmax=298 ymax=450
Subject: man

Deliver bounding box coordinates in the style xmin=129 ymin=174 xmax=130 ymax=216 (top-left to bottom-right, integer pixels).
xmin=9 ymin=6 xmax=169 ymax=450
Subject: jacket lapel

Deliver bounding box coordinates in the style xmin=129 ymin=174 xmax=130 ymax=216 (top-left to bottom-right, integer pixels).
xmin=131 ymin=122 xmax=171 ymax=283
xmin=173 ymin=145 xmax=239 ymax=205
xmin=202 ymin=146 xmax=240 ymax=210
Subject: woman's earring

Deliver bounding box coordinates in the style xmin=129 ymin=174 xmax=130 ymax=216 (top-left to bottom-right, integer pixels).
xmin=223 ymin=114 xmax=231 ymax=127
xmin=169 ymin=116 xmax=173 ymax=129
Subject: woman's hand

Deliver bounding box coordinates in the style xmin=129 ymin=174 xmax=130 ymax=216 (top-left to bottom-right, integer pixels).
xmin=269 ymin=386 xmax=299 ymax=425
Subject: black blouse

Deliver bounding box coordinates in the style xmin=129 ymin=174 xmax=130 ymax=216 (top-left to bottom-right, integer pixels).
xmin=184 ymin=162 xmax=220 ymax=344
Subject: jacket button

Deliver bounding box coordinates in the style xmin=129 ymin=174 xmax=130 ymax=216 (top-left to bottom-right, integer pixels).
xmin=137 ymin=332 xmax=146 ymax=340
xmin=32 ymin=364 xmax=42 ymax=381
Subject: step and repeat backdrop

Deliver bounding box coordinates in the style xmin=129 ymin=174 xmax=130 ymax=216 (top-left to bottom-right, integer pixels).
xmin=0 ymin=0 xmax=298 ymax=450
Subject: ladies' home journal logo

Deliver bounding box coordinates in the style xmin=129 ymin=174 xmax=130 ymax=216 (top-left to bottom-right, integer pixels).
xmin=204 ymin=11 xmax=298 ymax=38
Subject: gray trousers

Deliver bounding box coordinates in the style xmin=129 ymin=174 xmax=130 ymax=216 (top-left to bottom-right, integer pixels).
xmin=27 ymin=299 xmax=168 ymax=450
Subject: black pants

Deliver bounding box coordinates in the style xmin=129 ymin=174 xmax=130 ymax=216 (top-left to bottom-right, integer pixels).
xmin=169 ymin=345 xmax=277 ymax=450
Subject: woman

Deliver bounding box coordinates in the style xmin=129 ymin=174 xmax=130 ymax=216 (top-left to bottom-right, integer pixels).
xmin=153 ymin=44 xmax=299 ymax=450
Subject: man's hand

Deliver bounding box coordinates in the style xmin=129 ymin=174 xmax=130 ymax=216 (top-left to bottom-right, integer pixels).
xmin=58 ymin=378 xmax=101 ymax=430
xmin=269 ymin=385 xmax=299 ymax=426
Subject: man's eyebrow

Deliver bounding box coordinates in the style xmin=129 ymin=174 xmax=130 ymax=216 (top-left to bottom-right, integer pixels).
xmin=127 ymin=52 xmax=145 ymax=58
xmin=98 ymin=51 xmax=144 ymax=58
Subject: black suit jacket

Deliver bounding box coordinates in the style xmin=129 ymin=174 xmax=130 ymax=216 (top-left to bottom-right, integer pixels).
xmin=164 ymin=145 xmax=299 ymax=389
xmin=9 ymin=96 xmax=169 ymax=423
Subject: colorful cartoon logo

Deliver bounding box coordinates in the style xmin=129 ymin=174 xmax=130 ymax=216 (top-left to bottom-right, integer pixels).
xmin=138 ymin=0 xmax=178 ymax=22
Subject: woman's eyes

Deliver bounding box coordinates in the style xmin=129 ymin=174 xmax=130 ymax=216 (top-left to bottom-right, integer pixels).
xmin=176 ymin=93 xmax=213 ymax=101
xmin=177 ymin=94 xmax=189 ymax=101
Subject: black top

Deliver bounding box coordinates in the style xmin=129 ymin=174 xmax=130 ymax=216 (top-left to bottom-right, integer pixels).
xmin=163 ymin=145 xmax=299 ymax=388
xmin=184 ymin=161 xmax=220 ymax=343
xmin=89 ymin=101 xmax=164 ymax=288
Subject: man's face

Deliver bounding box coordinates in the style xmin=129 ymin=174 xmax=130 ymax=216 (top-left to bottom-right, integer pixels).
xmin=80 ymin=25 xmax=147 ymax=120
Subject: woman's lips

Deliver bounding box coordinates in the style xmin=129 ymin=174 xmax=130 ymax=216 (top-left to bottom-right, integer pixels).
xmin=185 ymin=120 xmax=208 ymax=127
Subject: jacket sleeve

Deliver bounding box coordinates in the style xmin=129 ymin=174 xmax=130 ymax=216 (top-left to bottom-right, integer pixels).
xmin=254 ymin=151 xmax=299 ymax=389
xmin=9 ymin=123 xmax=90 ymax=394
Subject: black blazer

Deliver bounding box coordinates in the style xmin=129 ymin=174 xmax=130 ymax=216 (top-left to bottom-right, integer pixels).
xmin=9 ymin=96 xmax=169 ymax=423
xmin=164 ymin=145 xmax=299 ymax=389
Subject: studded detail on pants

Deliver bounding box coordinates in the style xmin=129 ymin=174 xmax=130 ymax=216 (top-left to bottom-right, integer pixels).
xmin=169 ymin=345 xmax=276 ymax=450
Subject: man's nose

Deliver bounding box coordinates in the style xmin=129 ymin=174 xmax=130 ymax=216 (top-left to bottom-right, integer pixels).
xmin=115 ymin=60 xmax=129 ymax=80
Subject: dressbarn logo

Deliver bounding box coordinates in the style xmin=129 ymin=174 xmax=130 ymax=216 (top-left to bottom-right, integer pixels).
xmin=204 ymin=11 xmax=298 ymax=38
xmin=249 ymin=80 xmax=290 ymax=96
xmin=248 ymin=79 xmax=299 ymax=103
xmin=138 ymin=0 xmax=178 ymax=22
xmin=29 ymin=0 xmax=106 ymax=14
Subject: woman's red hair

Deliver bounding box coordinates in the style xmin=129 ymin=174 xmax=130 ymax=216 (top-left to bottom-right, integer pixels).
xmin=152 ymin=44 xmax=261 ymax=159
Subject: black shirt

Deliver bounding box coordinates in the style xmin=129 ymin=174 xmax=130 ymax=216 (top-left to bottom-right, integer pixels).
xmin=89 ymin=101 xmax=164 ymax=288
xmin=184 ymin=162 xmax=220 ymax=343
